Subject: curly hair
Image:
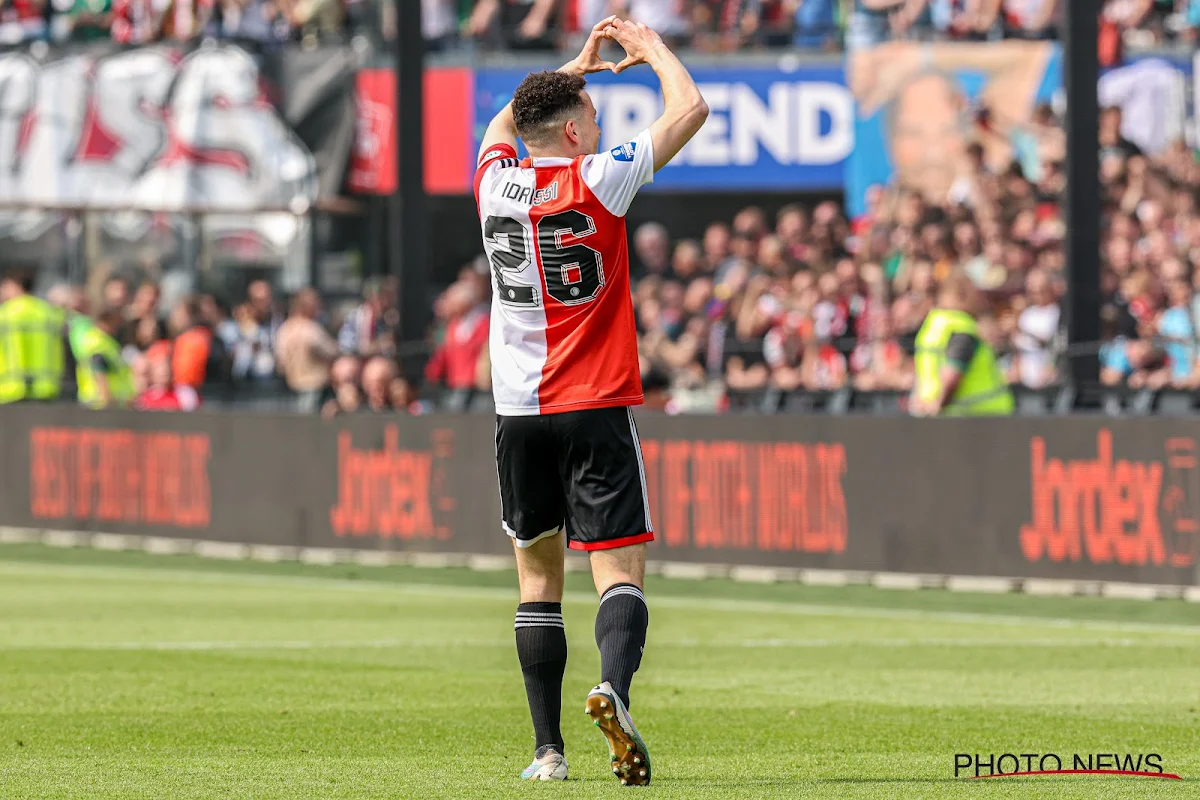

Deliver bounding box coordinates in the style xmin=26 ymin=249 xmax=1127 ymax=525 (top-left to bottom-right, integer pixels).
xmin=511 ymin=70 xmax=587 ymax=147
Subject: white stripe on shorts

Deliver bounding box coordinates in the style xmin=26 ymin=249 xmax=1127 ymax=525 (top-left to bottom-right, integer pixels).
xmin=626 ymin=408 xmax=653 ymax=533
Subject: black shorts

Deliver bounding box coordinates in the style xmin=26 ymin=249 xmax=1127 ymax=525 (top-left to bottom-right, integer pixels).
xmin=495 ymin=406 xmax=654 ymax=551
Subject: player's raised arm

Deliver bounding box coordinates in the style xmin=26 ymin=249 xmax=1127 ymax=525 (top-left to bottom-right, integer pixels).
xmin=476 ymin=16 xmax=619 ymax=163
xmin=604 ymin=19 xmax=709 ymax=172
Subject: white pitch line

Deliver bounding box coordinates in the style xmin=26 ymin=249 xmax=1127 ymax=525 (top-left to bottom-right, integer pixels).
xmin=2 ymin=559 xmax=1199 ymax=637
xmin=0 ymin=639 xmax=503 ymax=652
xmin=0 ymin=636 xmax=1191 ymax=652
xmin=691 ymin=637 xmax=1192 ymax=648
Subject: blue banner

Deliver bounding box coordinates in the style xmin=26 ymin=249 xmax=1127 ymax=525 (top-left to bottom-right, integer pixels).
xmin=472 ymin=50 xmax=1191 ymax=207
xmin=473 ymin=64 xmax=854 ymax=192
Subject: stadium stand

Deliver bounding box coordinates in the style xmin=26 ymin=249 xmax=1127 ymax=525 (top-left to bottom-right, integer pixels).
xmin=1 ymin=2 xmax=1198 ymax=415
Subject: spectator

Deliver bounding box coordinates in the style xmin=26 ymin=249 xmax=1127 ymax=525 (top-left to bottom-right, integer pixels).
xmin=640 ymin=368 xmax=673 ymax=412
xmin=231 ymin=280 xmax=280 ymax=384
xmin=276 ymin=288 xmax=339 ymax=413
xmin=58 ymin=0 xmax=114 ymax=40
xmin=846 ymin=0 xmax=903 ymax=50
xmin=672 ymin=239 xmax=703 ymax=281
xmin=135 ymin=354 xmax=201 ymax=411
xmin=776 ymin=202 xmax=808 ymax=247
xmin=465 ymin=0 xmax=561 ymax=49
xmin=0 ymin=0 xmax=47 ymax=43
xmin=200 ymin=294 xmax=240 ymax=357
xmin=633 ymin=222 xmax=672 ymax=279
xmin=793 ymin=0 xmax=837 ymax=48
xmin=46 ymin=282 xmax=87 ymax=317
xmin=283 ymin=0 xmax=343 ymax=39
xmin=339 ymin=276 xmax=399 ymax=357
xmin=1002 ymin=0 xmax=1057 ymax=38
xmin=764 ymin=310 xmax=806 ymax=392
xmin=812 ymin=271 xmax=850 ymax=341
xmin=168 ymin=299 xmax=214 ymax=391
xmin=131 ymin=352 xmax=151 ymax=397
xmin=703 ymin=221 xmax=733 ymax=275
xmin=121 ymin=280 xmax=161 ymax=344
xmin=206 ymin=0 xmax=292 ymax=41
xmin=799 ymin=326 xmax=848 ymax=391
xmin=723 ymin=275 xmax=773 ymax=390
xmin=1013 ymin=268 xmax=1060 ymax=388
xmin=130 ymin=278 xmax=161 ymax=313
xmin=1099 ymin=105 xmax=1142 ymax=162
xmin=111 ymin=0 xmax=162 ymax=43
xmin=851 ymin=309 xmax=912 ymax=391
xmin=1127 ymin=336 xmax=1170 ymax=390
xmin=617 ymin=0 xmax=691 ymax=45
xmin=102 ymin=275 xmax=131 ymax=315
xmin=422 ymin=0 xmax=458 ymax=49
xmin=360 ymin=356 xmax=397 ymax=413
xmin=122 ymin=315 xmax=168 ymax=366
xmin=756 ymin=235 xmax=790 ymax=278
xmin=1158 ymin=277 xmax=1197 ymax=388
xmin=390 ymin=375 xmax=428 ymax=414
xmin=76 ymin=310 xmax=135 ymax=409
xmin=425 ymin=281 xmax=490 ymax=404
xmin=321 ymin=354 xmax=362 ymax=418
xmin=1101 ymin=0 xmax=1154 ymax=47
xmin=161 ymin=0 xmax=212 ymax=39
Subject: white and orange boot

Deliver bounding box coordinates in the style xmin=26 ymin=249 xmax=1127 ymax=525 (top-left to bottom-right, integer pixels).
xmin=585 ymin=682 xmax=651 ymax=786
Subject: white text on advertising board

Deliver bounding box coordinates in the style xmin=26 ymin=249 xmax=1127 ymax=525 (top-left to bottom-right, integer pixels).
xmin=589 ymin=81 xmax=854 ymax=167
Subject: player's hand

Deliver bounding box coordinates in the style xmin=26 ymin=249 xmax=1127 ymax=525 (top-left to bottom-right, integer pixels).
xmin=565 ymin=15 xmax=620 ymax=75
xmin=603 ymin=18 xmax=665 ymax=74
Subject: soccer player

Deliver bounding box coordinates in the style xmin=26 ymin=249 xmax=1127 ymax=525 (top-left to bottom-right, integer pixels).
xmin=474 ymin=15 xmax=708 ymax=786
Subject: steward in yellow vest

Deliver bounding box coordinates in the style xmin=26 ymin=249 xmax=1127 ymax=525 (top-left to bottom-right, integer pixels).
xmin=0 ymin=270 xmax=68 ymax=403
xmin=76 ymin=311 xmax=134 ymax=409
xmin=912 ymin=274 xmax=1014 ymax=417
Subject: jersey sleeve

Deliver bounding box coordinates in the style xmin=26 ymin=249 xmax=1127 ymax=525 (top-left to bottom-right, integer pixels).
xmin=473 ymin=143 xmax=519 ymax=205
xmin=579 ymin=129 xmax=655 ymax=218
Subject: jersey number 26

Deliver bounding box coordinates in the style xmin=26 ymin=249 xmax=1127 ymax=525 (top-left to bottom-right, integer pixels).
xmin=483 ymin=211 xmax=605 ymax=309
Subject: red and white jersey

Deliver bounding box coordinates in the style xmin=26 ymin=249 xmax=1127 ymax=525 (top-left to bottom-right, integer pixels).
xmin=475 ymin=130 xmax=654 ymax=416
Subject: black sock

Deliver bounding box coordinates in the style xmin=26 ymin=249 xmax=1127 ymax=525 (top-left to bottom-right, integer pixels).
xmin=515 ymin=602 xmax=567 ymax=754
xmin=594 ymin=583 xmax=648 ymax=709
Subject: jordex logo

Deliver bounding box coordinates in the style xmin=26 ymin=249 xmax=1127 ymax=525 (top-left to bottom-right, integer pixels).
xmin=329 ymin=425 xmax=451 ymax=541
xmin=1020 ymin=430 xmax=1200 ymax=568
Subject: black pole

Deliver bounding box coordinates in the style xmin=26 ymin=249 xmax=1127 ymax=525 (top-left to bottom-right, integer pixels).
xmin=1063 ymin=0 xmax=1101 ymax=392
xmin=393 ymin=0 xmax=427 ymax=379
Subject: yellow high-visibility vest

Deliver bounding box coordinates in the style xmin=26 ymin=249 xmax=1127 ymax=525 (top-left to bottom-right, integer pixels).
xmin=0 ymin=294 xmax=66 ymax=403
xmin=914 ymin=309 xmax=1014 ymax=416
xmin=76 ymin=325 xmax=134 ymax=409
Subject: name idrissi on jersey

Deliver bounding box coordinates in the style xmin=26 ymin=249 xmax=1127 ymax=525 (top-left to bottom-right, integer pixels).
xmin=500 ymin=180 xmax=559 ymax=206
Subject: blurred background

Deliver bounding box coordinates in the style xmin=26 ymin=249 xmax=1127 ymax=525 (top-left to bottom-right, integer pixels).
xmin=0 ymin=0 xmax=1195 ymax=417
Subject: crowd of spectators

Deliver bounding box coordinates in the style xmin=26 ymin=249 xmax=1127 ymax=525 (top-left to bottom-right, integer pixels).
xmin=37 ymin=270 xmax=412 ymax=414
xmin=36 ymin=252 xmax=501 ymax=414
xmin=0 ymin=0 xmax=1191 ymax=53
xmin=9 ymin=0 xmax=1196 ymax=414
xmin=0 ymin=0 xmax=351 ymax=45
xmin=29 ymin=76 xmax=1200 ymax=416
xmin=39 ymin=90 xmax=1200 ymax=416
xmin=621 ymin=97 xmax=1200 ymax=411
xmin=420 ymin=0 xmax=1200 ymax=54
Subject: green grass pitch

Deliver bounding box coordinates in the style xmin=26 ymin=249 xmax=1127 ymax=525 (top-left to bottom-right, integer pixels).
xmin=0 ymin=542 xmax=1198 ymax=799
